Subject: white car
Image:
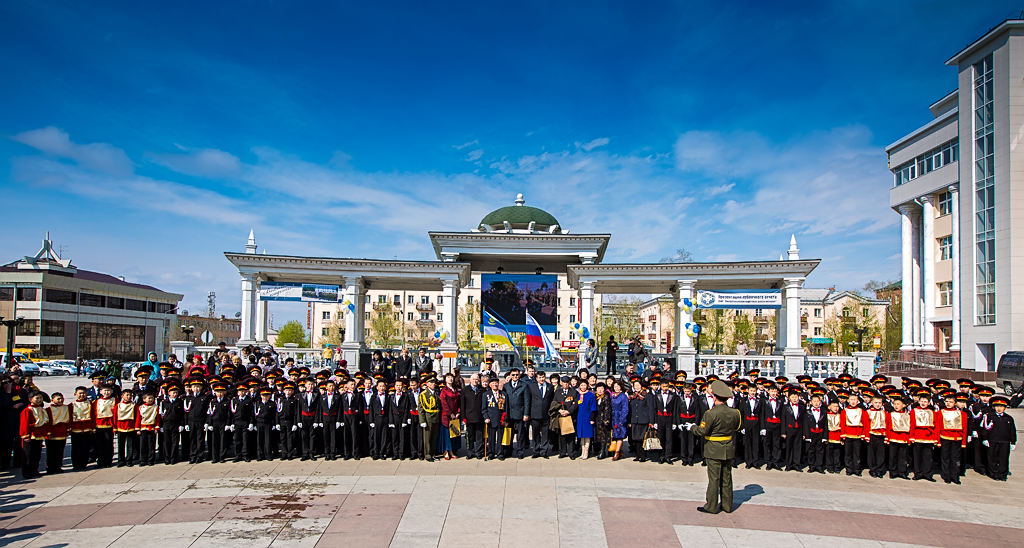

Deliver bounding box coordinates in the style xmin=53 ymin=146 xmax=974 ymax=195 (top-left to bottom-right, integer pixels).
xmin=38 ymin=361 xmax=72 ymax=376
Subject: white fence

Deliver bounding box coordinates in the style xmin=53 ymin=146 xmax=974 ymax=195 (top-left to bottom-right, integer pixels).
xmin=696 ymin=354 xmax=867 ymax=380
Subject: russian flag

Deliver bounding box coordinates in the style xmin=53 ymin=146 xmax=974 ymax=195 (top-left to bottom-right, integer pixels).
xmin=526 ymin=312 xmax=562 ymax=361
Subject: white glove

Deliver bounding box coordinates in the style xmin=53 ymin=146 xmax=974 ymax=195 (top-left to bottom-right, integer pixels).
xmin=652 ymin=424 xmax=658 ymax=430
xmin=205 ymin=424 xmax=212 ymax=431
xmin=184 ymin=425 xmax=190 ymax=432
xmin=420 ymin=423 xmax=427 ymax=428
xmin=225 ymin=425 xmax=232 ymax=432
xmin=291 ymin=425 xmax=297 ymax=432
xmin=972 ymin=431 xmax=978 ymax=438
xmin=684 ymin=423 xmax=694 ymax=431
xmin=273 ymin=425 xmax=279 ymax=431
xmin=389 ymin=424 xmax=395 ymax=428
xmin=760 ymin=429 xmax=766 ymax=436
xmin=248 ymin=425 xmax=256 ymax=432
xmin=407 ymin=419 xmax=412 ymax=425
xmin=1012 ymin=445 xmax=1016 ymax=451
xmin=336 ymin=422 xmax=341 ymax=429
xmin=370 ymin=423 xmax=375 ymax=428
xmin=314 ymin=423 xmax=322 ymax=428
xmin=297 ymin=422 xmax=303 ymax=429
xmin=983 ymin=440 xmax=989 ymax=447
xmin=671 ymin=425 xmax=677 ymax=430
xmin=178 ymin=426 xmax=184 ymax=432
xmin=741 ymin=429 xmax=745 ymax=434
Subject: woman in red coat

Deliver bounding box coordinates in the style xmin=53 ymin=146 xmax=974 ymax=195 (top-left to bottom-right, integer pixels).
xmin=439 ymin=373 xmax=461 ymax=460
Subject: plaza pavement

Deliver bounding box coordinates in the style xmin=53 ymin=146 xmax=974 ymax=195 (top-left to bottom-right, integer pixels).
xmin=1 ymin=376 xmax=1021 ymax=548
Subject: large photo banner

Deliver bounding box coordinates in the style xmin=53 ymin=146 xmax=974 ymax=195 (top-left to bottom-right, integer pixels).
xmin=259 ymin=282 xmax=341 ymax=303
xmin=695 ymin=289 xmax=782 ymax=309
xmin=481 ymin=274 xmax=557 ymax=332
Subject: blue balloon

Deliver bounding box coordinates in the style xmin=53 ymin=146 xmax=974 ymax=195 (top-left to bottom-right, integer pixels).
xmin=434 ymin=331 xmax=441 ymax=338
xmin=692 ymin=324 xmax=701 ymax=334
xmin=582 ymin=328 xmax=590 ymax=339
xmin=348 ymin=303 xmax=355 ymax=312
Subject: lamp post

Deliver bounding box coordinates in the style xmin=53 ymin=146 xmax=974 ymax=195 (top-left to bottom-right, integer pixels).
xmin=1 ymin=316 xmax=27 ymax=370
xmin=852 ymin=326 xmax=868 ymax=356
xmin=181 ymin=324 xmax=196 ymax=343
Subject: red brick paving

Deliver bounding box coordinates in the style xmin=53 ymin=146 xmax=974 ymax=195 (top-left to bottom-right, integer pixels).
xmin=319 ymin=493 xmax=410 ymax=547
xmin=5 ymin=502 xmax=106 ymax=533
xmin=77 ymin=499 xmax=173 ymax=529
xmin=145 ymin=496 xmax=235 ymax=524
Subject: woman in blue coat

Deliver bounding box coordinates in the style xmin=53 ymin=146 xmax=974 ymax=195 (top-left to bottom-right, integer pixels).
xmin=575 ymin=382 xmax=597 ymax=459
xmin=610 ymin=381 xmax=630 ymax=460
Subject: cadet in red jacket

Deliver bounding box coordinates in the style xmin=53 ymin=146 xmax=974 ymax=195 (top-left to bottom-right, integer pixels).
xmin=840 ymin=391 xmax=869 ymax=476
xmin=19 ymin=391 xmax=49 ymax=479
xmin=825 ymin=398 xmax=844 ymax=473
xmin=135 ymin=392 xmax=160 ymax=466
xmin=93 ymin=385 xmax=117 ymax=468
xmin=864 ymin=390 xmax=888 ymax=478
xmin=69 ymin=386 xmax=96 ymax=470
xmin=909 ymin=390 xmax=939 ymax=481
xmin=937 ymin=390 xmax=968 ymax=484
xmin=885 ymin=396 xmax=912 ymax=479
xmin=114 ymin=390 xmax=138 ymax=467
xmin=46 ymin=392 xmax=70 ymax=474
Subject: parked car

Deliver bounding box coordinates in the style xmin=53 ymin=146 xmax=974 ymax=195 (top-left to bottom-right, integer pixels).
xmin=38 ymin=361 xmax=73 ymax=376
xmin=996 ymin=351 xmax=1024 ymax=396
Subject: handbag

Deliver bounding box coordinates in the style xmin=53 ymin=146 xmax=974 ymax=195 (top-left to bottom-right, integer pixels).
xmin=502 ymin=426 xmax=513 ymax=446
xmin=643 ymin=427 xmax=662 ymax=451
xmin=449 ymin=419 xmax=461 ymax=439
xmin=558 ymin=415 xmax=575 ymax=435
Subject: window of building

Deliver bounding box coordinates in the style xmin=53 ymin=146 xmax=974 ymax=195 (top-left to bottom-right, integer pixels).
xmin=420 ymin=313 xmax=429 ymax=320
xmin=939 ymin=281 xmax=953 ymax=307
xmin=43 ymin=320 xmax=65 ymax=337
xmin=154 ymin=303 xmax=175 ymax=314
xmin=16 ymin=288 xmax=37 ymax=301
xmin=394 ymin=295 xmax=401 ymax=304
xmin=80 ymin=293 xmax=105 ymax=307
xmin=569 ymin=331 xmax=575 ymax=340
xmin=77 ymin=322 xmax=145 ymax=361
xmin=974 ymin=53 xmax=996 ymax=325
xmin=364 ymin=312 xmax=370 ymax=320
xmin=754 ymin=309 xmax=763 ymax=317
xmin=16 ymin=320 xmax=39 ymax=336
xmin=467 ymin=296 xmax=474 ymax=304
xmin=892 ymin=139 xmax=959 ymax=187
xmin=437 ymin=295 xmax=443 ymax=304
xmin=378 ymin=295 xmax=387 ymax=303
xmin=814 ymin=327 xmax=822 ymax=336
xmin=938 ymin=191 xmax=952 ymax=215
xmin=126 ymin=299 xmax=146 ymax=312
xmin=421 ymin=296 xmax=429 ymax=304
xmin=842 ymin=308 xmax=850 ymax=317
xmin=43 ymin=289 xmax=77 ymax=305
xmin=407 ymin=312 xmax=414 ymax=321
xmin=106 ymin=296 xmax=124 ymax=309
xmin=569 ymin=314 xmax=576 ymax=323
xmin=555 ymin=331 xmax=560 ymax=340
xmin=0 ymin=287 xmax=12 ymax=301
xmin=41 ymin=344 xmax=64 ymax=357
xmin=939 ymin=236 xmax=953 ymax=261
xmin=569 ymin=297 xmax=576 ymax=306
xmin=365 ymin=295 xmax=371 ymax=303
xmin=555 ymin=314 xmax=560 ymax=323
xmin=322 ymin=328 xmax=328 ymax=336
xmin=813 ymin=308 xmax=822 ymax=318
xmin=468 ymin=278 xmax=474 ymax=287
xmin=323 ymin=311 xmax=331 ymax=320
xmin=394 ymin=312 xmax=400 ymax=321
xmin=408 ymin=295 xmax=415 ymax=304
xmin=862 ymin=308 xmax=870 ymax=318
xmin=437 ymin=313 xmax=443 ymax=321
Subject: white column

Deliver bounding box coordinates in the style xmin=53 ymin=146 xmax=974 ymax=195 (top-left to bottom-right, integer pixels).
xmin=579 ymin=280 xmax=595 ymax=333
xmin=899 ymin=205 xmax=915 ymax=351
xmin=341 ymin=278 xmax=365 ymax=366
xmin=355 ymin=283 xmax=367 ymax=344
xmin=255 ymin=288 xmax=269 ymax=344
xmin=783 ymin=278 xmax=805 ymax=375
xmin=949 ymin=186 xmax=961 ymax=352
xmin=440 ymin=278 xmax=459 ymax=351
xmin=239 ymin=272 xmax=257 ymax=344
xmin=920 ymin=196 xmax=936 ymax=351
xmin=674 ymin=280 xmax=697 ymax=377
xmin=911 ymin=208 xmax=922 ymax=349
xmin=776 ymin=287 xmax=788 ymax=354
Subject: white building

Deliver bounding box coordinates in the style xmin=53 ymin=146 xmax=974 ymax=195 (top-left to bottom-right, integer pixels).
xmin=888 ymin=18 xmax=1024 ymax=371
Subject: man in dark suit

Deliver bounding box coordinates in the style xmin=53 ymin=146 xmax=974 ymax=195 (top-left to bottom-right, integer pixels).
xmin=394 ymin=348 xmax=414 ymax=380
xmin=389 ymin=380 xmax=412 ymax=459
xmin=675 ymin=381 xmax=701 ymax=466
xmin=781 ymin=387 xmax=805 ymax=471
xmin=527 ymin=371 xmax=555 ymax=458
xmin=413 ymin=349 xmax=433 ymax=376
xmin=460 ymin=373 xmax=485 ymax=459
xmin=759 ymin=384 xmax=784 ymax=470
xmin=481 ymin=377 xmax=506 ymax=460
xmin=318 ymin=381 xmax=341 ymax=460
xmin=736 ymin=382 xmax=762 ymax=469
xmin=503 ymin=368 xmax=532 ymax=459
xmin=297 ymin=378 xmax=321 ymax=461
xmin=652 ymin=379 xmax=676 ymax=463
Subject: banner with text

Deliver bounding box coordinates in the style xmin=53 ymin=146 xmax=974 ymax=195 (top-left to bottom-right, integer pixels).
xmin=695 ymin=289 xmax=782 ymax=309
xmin=259 ymin=282 xmax=341 ymax=303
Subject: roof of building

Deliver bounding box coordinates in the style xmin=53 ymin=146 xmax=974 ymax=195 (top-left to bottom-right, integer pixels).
xmin=479 ymin=194 xmax=560 ymax=231
xmin=801 ymin=288 xmax=889 ymax=306
xmin=0 ymin=263 xmax=166 ymax=292
xmin=946 ymin=18 xmax=1024 ymax=66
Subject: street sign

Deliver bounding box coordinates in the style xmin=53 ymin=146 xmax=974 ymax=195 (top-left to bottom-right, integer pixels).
xmin=561 ymin=340 xmax=580 ymax=348
xmin=200 ymin=330 xmax=214 ymax=344
xmin=873 ymin=334 xmax=881 ymax=349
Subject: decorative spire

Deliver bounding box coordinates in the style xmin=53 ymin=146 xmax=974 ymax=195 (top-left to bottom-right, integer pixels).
xmin=787 ymin=234 xmax=800 ymax=261
xmin=245 ymin=230 xmax=257 ymax=254
xmin=515 ymin=193 xmax=525 ymax=206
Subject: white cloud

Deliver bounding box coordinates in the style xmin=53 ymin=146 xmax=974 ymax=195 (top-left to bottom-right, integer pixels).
xmin=146 ymin=148 xmax=242 ymax=178
xmin=576 ymin=137 xmax=610 ymax=151
xmin=11 ymin=126 xmax=134 ymax=177
xmin=466 ymin=149 xmax=483 ymax=162
xmin=453 ymin=140 xmax=479 ymax=150
xmin=705 ymin=182 xmax=734 ymax=197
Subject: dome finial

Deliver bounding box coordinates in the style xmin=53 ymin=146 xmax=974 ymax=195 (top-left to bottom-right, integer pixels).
xmin=515 ymin=193 xmax=525 ymax=206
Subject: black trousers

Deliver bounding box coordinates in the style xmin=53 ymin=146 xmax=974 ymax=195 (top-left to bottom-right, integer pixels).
xmin=606 ymin=355 xmax=616 ymax=375
xmin=45 ymin=438 xmax=66 ymax=473
xmin=867 ymin=434 xmax=886 ymax=476
xmin=939 ymin=439 xmax=962 ymax=482
xmin=529 ymin=419 xmax=548 ymax=457
xmin=117 ymin=432 xmax=137 ymax=466
xmin=1 ymin=432 xmax=22 ymax=469
xmin=972 ymin=438 xmax=988 ymax=475
xmin=232 ymin=426 xmax=250 ymax=459
xmin=741 ymin=421 xmax=759 ymax=466
xmin=209 ymin=424 xmax=229 ymax=461
xmin=783 ymin=432 xmax=802 ymax=470
xmin=370 ymin=423 xmax=388 ymax=458
xmin=843 ymin=438 xmax=862 ymax=473
xmin=486 ymin=422 xmax=503 ymax=457
xmin=466 ymin=422 xmax=484 ymax=458
xmin=762 ymin=429 xmax=782 ymax=468
xmin=987 ymin=441 xmax=1010 ymax=480
xmin=322 ymin=420 xmax=338 ymax=457
xmin=162 ymin=424 xmax=181 ymax=464
xmin=912 ymin=442 xmax=934 ymax=478
xmin=256 ymin=424 xmax=274 ymax=460
xmin=826 ymin=443 xmax=842 ymax=472
xmin=95 ymin=428 xmax=114 ymax=467
xmin=188 ymin=421 xmax=205 ymax=461
xmin=805 ymin=438 xmax=825 ymax=471
xmin=70 ymin=432 xmax=93 ymax=470
xmin=655 ymin=421 xmax=673 ymax=461
xmin=511 ymin=419 xmax=529 ymax=457
xmin=390 ymin=424 xmax=407 ymax=459
xmin=139 ymin=431 xmax=157 ymax=465
xmin=679 ymin=424 xmax=697 ymax=464
xmin=341 ymin=418 xmax=359 ymax=458
xmin=888 ymin=443 xmax=909 ymax=477
xmin=300 ymin=418 xmax=317 ymax=458
xmin=279 ymin=424 xmax=296 ymax=458
xmin=408 ymin=416 xmax=422 ymax=458
xmin=22 ymin=439 xmax=42 ymax=478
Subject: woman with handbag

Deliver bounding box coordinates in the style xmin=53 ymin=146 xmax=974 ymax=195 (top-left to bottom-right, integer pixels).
xmin=439 ymin=373 xmax=461 ymax=460
xmin=575 ymin=382 xmax=597 ymax=459
xmin=610 ymin=381 xmax=630 ymax=460
xmin=593 ymin=383 xmax=613 ymax=459
xmin=628 ymin=378 xmax=655 ymax=462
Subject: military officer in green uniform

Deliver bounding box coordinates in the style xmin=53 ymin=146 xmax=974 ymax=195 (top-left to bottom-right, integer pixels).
xmin=691 ymin=379 xmax=741 ymax=514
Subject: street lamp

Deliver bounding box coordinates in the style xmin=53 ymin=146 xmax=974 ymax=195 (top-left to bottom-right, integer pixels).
xmin=181 ymin=324 xmax=196 ymax=343
xmin=853 ymin=326 xmax=868 ymax=355
xmin=1 ymin=316 xmax=27 ymax=370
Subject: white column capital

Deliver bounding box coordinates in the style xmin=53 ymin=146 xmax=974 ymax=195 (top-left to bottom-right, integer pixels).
xmin=947 ymin=184 xmax=959 ymax=194
xmin=897 ymin=203 xmax=915 ymax=215
xmin=782 ymin=277 xmax=804 ymax=291
xmin=676 ymin=279 xmax=697 ymax=293
xmin=919 ymin=194 xmax=934 ymax=205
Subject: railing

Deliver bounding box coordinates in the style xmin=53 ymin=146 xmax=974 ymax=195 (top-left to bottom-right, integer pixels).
xmin=415 ymin=303 xmax=434 ymax=312
xmin=886 ymin=350 xmax=962 ymax=370
xmin=803 ymin=356 xmax=856 ymax=378
xmin=696 ymin=355 xmax=785 ymax=378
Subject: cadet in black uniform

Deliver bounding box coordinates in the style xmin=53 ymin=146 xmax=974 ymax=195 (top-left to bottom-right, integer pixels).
xmin=253 ymin=386 xmax=276 ymax=461
xmin=981 ymin=395 xmax=1016 ymax=481
xmin=206 ymin=383 xmax=231 ymax=463
xmin=276 ymin=382 xmax=298 ymax=460
xmin=159 ymin=383 xmax=185 ymax=465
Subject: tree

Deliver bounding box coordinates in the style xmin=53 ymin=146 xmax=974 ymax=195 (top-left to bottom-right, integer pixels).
xmin=659 ymin=248 xmax=695 ymax=263
xmin=458 ymin=301 xmax=482 ymax=350
xmin=315 ymin=305 xmax=345 ymax=349
xmin=276 ymin=320 xmax=309 ymax=347
xmin=367 ymin=303 xmax=402 ymax=348
xmin=729 ymin=312 xmax=756 ymax=354
xmin=597 ymin=296 xmax=644 ymax=348
xmin=696 ymin=308 xmax=730 ymax=354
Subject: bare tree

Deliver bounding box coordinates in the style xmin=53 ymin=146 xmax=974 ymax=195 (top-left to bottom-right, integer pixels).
xmin=659 ymin=248 xmax=695 ymax=264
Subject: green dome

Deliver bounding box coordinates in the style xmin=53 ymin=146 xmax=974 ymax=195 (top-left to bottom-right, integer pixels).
xmin=480 ymin=205 xmax=559 ymax=228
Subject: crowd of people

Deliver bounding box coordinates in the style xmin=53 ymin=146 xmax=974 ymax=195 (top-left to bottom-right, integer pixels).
xmin=3 ymin=349 xmax=1018 ymax=484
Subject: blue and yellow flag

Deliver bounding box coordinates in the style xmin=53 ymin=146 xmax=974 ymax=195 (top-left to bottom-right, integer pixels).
xmin=482 ymin=309 xmax=518 ymax=354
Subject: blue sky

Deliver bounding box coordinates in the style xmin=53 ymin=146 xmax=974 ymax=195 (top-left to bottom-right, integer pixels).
xmin=1 ymin=1 xmax=1018 ymax=323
